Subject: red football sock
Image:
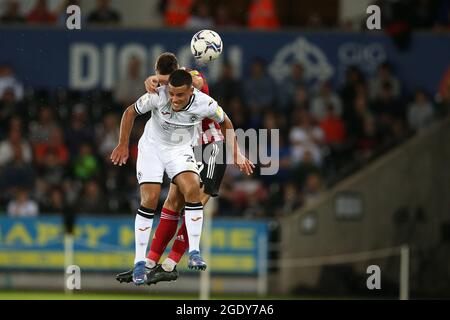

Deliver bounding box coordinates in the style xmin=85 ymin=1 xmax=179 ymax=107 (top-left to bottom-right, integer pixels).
xmin=147 ymin=207 xmax=179 ymax=263
xmin=168 ymin=217 xmax=189 ymax=263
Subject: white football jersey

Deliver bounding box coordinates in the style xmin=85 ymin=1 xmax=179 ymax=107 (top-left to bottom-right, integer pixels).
xmin=134 ymin=86 xmax=225 ymax=146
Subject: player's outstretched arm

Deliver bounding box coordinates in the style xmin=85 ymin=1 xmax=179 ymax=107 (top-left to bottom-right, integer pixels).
xmin=219 ymin=113 xmax=255 ymax=176
xmin=144 ymin=71 xmax=203 ymax=93
xmin=110 ymin=104 xmax=138 ymax=166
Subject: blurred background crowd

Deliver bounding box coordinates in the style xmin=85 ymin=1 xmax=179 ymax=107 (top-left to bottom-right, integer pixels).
xmin=0 ymin=0 xmax=449 ymax=219
xmin=0 ymin=0 xmax=449 ymax=31
xmin=1 ymin=56 xmax=449 ymax=218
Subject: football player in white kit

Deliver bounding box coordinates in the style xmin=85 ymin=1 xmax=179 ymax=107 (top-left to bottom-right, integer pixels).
xmin=110 ymin=69 xmax=254 ymax=285
xmin=116 ymin=53 xmax=230 ymax=286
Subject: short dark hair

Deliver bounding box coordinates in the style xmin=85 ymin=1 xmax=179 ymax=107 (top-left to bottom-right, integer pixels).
xmin=169 ymin=69 xmax=193 ymax=87
xmin=155 ymin=52 xmax=178 ymax=75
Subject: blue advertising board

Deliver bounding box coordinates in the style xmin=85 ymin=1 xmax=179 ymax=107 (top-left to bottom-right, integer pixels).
xmin=0 ymin=28 xmax=449 ymax=96
xmin=0 ymin=216 xmax=268 ymax=275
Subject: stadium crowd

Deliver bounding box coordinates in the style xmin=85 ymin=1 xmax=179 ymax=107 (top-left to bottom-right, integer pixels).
xmin=1 ymin=56 xmax=449 ymax=218
xmin=0 ymin=0 xmax=450 ymax=31
xmin=1 ymin=0 xmax=450 ymax=218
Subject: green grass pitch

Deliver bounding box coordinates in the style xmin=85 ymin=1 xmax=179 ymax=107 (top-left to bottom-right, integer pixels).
xmin=0 ymin=291 xmax=299 ymax=300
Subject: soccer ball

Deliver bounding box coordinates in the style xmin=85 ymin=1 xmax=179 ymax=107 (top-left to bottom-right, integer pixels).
xmin=190 ymin=30 xmax=223 ymax=64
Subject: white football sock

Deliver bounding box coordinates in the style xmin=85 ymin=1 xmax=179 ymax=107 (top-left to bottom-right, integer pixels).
xmin=146 ymin=258 xmax=156 ymax=269
xmin=134 ymin=207 xmax=154 ymax=264
xmin=162 ymin=258 xmax=177 ymax=272
xmin=184 ymin=202 xmax=203 ymax=253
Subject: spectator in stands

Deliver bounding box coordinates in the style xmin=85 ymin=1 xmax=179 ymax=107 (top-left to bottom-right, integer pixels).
xmin=243 ymin=58 xmax=276 ymax=114
xmin=407 ymin=89 xmax=435 ymax=131
xmin=369 ymin=62 xmax=402 ymax=100
xmin=303 ymin=173 xmax=324 ymax=206
xmin=27 ymin=0 xmax=57 ymax=25
xmin=103 ymin=162 xmax=128 ymax=213
xmin=29 ymin=106 xmax=60 ymax=146
xmin=7 ymin=115 xmax=24 ymax=136
xmin=227 ymin=97 xmax=250 ymax=130
xmin=376 ymin=0 xmax=412 ymax=50
xmin=186 ymin=1 xmax=214 ymax=29
xmin=216 ymin=174 xmax=239 ymax=216
xmin=64 ymin=103 xmax=94 ymax=155
xmin=339 ymin=66 xmax=365 ymax=108
xmin=0 ymin=88 xmax=21 ymax=138
xmin=319 ymin=104 xmax=346 ymax=146
xmin=287 ymin=85 xmax=310 ymax=114
xmin=311 ymin=81 xmax=343 ymax=121
xmin=41 ymin=187 xmax=66 ymax=214
xmin=292 ymin=149 xmax=322 ymax=186
xmin=279 ymin=63 xmax=307 ymax=110
xmin=271 ymin=134 xmax=292 ymax=184
xmin=345 ymin=93 xmax=373 ymax=141
xmin=0 ymin=0 xmax=25 ymax=24
xmin=277 ymin=182 xmax=303 ymax=216
xmin=248 ymin=0 xmax=280 ymax=30
xmin=355 ymin=116 xmax=380 ymax=160
xmin=0 ymin=128 xmax=32 ymax=168
xmin=275 ymin=106 xmax=289 ymax=130
xmin=61 ymin=179 xmax=80 ymax=207
xmin=262 ymin=110 xmax=278 ymax=131
xmin=1 ymin=142 xmax=35 ymax=192
xmin=73 ymin=143 xmax=100 ymax=181
xmin=37 ymin=149 xmax=68 ymax=189
xmin=7 ymin=188 xmax=39 ymax=217
xmin=96 ymin=113 xmax=120 ymax=159
xmin=114 ymin=56 xmax=145 ymax=106
xmin=372 ymin=82 xmax=406 ymax=139
xmin=233 ymin=173 xmax=268 ymax=218
xmin=87 ymin=0 xmax=121 ymax=25
xmin=214 ymin=4 xmax=239 ymax=27
xmin=243 ymin=191 xmax=267 ymax=218
xmin=289 ymin=109 xmax=325 ymax=166
xmin=161 ymin=0 xmax=194 ymax=27
xmin=78 ymin=180 xmax=108 ymax=214
xmin=34 ymin=127 xmax=69 ymax=168
xmin=0 ymin=65 xmax=24 ymax=101
xmin=261 ymin=110 xmax=282 ymax=165
xmin=211 ymin=61 xmax=242 ymax=106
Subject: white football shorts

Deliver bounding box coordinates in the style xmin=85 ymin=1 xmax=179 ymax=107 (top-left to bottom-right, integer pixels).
xmin=136 ymin=138 xmax=199 ymax=184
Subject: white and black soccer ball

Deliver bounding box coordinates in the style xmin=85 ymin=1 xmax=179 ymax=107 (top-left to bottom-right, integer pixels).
xmin=190 ymin=30 xmax=223 ymax=64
